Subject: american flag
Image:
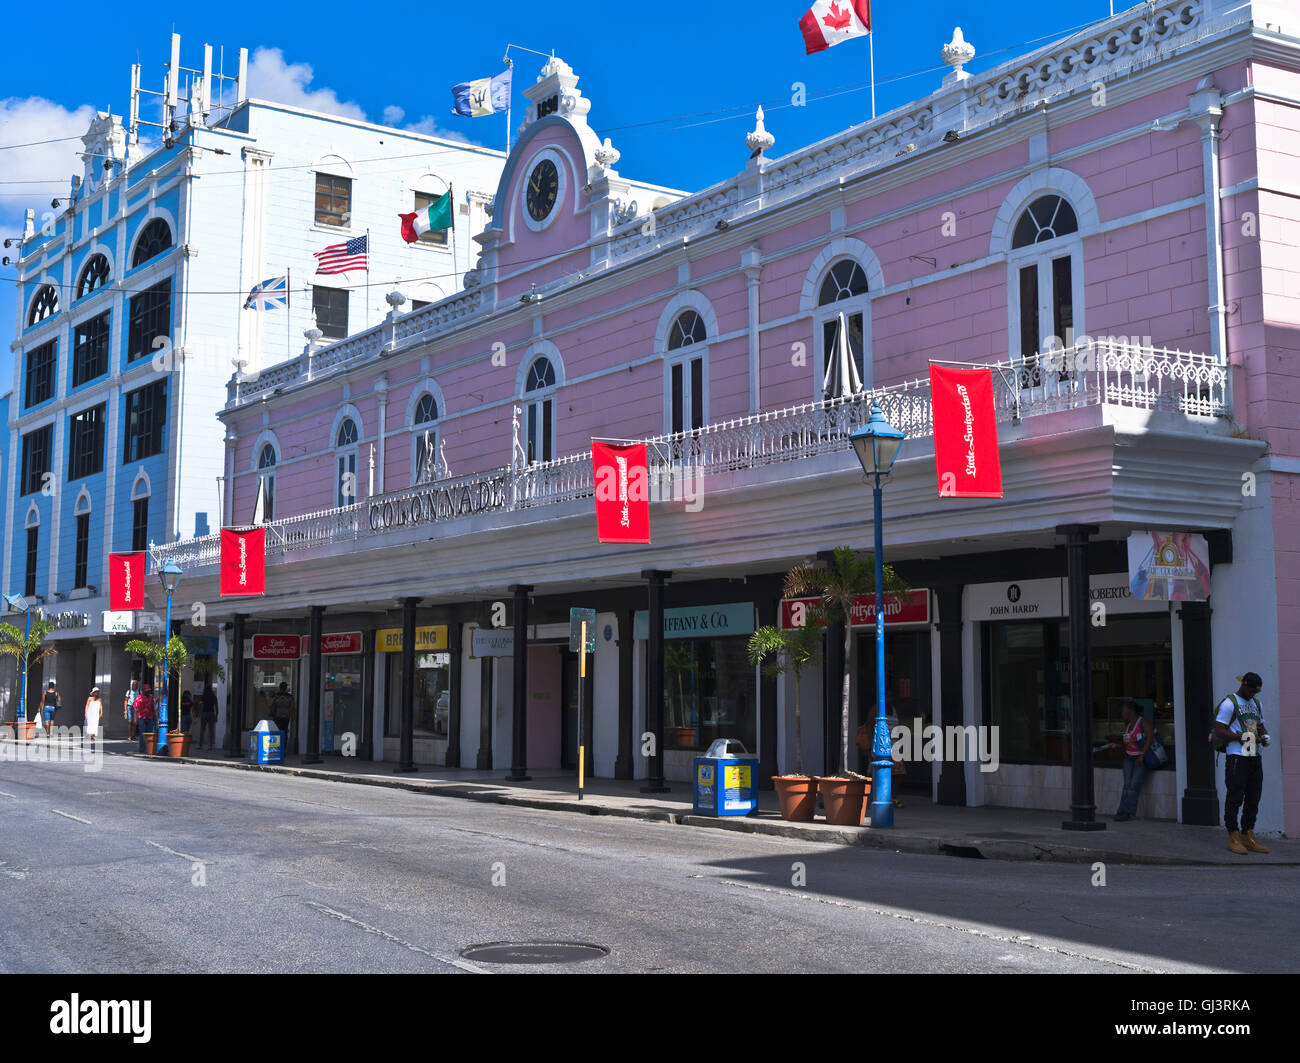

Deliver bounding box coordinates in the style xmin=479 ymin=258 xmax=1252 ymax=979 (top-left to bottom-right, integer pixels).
xmin=314 ymin=235 xmax=368 ymax=274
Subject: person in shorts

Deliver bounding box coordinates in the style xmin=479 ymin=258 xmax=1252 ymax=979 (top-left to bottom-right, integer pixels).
xmin=41 ymin=681 xmax=61 ymax=739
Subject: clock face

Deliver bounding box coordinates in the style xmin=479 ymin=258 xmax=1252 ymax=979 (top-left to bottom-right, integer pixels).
xmin=526 ymin=159 xmax=559 ymax=222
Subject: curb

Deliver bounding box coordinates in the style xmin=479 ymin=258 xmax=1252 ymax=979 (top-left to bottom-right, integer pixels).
xmin=119 ymin=750 xmax=1298 ymax=867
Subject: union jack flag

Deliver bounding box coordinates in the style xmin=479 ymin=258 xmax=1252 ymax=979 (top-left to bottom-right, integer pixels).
xmin=243 ymin=275 xmax=289 ymax=310
xmin=314 ymin=235 xmax=368 ymax=275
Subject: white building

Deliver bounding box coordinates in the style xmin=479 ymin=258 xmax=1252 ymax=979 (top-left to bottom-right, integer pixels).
xmin=3 ymin=35 xmax=507 ymax=729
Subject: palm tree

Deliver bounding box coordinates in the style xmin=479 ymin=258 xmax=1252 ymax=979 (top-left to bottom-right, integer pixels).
xmin=0 ymin=617 xmax=58 ymax=723
xmin=747 ymin=606 xmax=825 ymax=776
xmin=126 ymin=635 xmax=191 ymax=728
xmin=783 ymin=546 xmax=909 ymax=776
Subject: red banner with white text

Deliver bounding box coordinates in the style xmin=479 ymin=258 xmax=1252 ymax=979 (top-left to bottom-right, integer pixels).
xmin=220 ymin=528 xmax=266 ymax=597
xmin=930 ymin=365 xmax=1003 ymax=498
xmin=108 ymin=552 xmax=146 ymax=610
xmin=591 ymin=441 xmax=651 ymax=543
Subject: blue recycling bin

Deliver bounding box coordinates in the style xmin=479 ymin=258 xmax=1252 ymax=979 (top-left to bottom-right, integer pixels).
xmin=693 ymin=739 xmax=759 ymax=816
xmin=248 ymin=720 xmax=285 ymax=765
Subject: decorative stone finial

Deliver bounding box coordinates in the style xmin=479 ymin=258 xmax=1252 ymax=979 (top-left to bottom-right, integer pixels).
xmin=943 ymin=28 xmax=975 ymax=85
xmin=304 ymin=311 xmax=323 ymax=347
xmin=594 ymin=137 xmax=621 ymax=170
xmin=385 ymin=289 xmax=407 ymax=309
xmin=746 ymin=106 xmax=775 ymax=157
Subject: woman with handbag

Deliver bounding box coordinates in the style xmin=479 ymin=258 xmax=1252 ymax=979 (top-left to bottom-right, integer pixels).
xmin=1109 ymin=700 xmax=1154 ymax=821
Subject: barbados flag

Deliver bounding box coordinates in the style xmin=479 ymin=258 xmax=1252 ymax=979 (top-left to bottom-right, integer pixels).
xmin=451 ymin=68 xmax=512 ymax=116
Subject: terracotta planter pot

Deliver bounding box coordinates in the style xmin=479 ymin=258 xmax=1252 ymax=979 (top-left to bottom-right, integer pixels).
xmin=816 ymin=776 xmax=871 ymax=826
xmin=773 ymin=776 xmax=818 ymax=821
xmin=143 ymin=731 xmax=158 ymax=756
xmin=163 ymin=733 xmax=191 ymax=758
xmin=11 ymin=721 xmax=36 ymax=741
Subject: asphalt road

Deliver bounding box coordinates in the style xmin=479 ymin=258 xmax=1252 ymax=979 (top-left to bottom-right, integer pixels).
xmin=0 ymin=744 xmax=1295 ymax=974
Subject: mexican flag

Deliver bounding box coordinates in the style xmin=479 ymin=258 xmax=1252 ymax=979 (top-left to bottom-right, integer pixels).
xmin=399 ymin=191 xmax=453 ymax=244
xmin=799 ymin=0 xmax=871 ymax=55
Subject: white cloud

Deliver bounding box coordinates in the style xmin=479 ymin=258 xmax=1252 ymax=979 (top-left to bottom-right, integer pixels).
xmin=382 ymin=105 xmax=405 ymax=126
xmin=244 ymin=47 xmax=367 ymax=120
xmin=0 ymin=96 xmax=96 ymax=222
xmin=400 ymin=114 xmax=477 ymax=145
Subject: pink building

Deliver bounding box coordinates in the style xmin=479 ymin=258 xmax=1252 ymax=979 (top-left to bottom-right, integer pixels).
xmin=158 ymin=0 xmax=1298 ymax=836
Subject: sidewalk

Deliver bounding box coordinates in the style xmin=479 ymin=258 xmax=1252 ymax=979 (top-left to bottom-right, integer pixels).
xmin=107 ymin=740 xmax=1298 ymax=867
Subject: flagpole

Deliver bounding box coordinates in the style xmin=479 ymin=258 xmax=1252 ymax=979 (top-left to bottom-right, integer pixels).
xmin=504 ymin=57 xmax=513 ymax=155
xmin=365 ymin=228 xmax=371 ymax=331
xmin=869 ymin=30 xmax=877 ymax=119
xmin=450 ymin=184 xmax=458 ymax=288
xmin=286 ymin=266 xmax=292 ymax=364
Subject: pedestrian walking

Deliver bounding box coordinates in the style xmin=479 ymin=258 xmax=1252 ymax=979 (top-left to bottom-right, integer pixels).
xmin=123 ymin=679 xmax=140 ymax=741
xmin=1216 ymin=672 xmax=1271 ymax=854
xmin=1109 ymin=700 xmax=1153 ymax=821
xmin=180 ymin=690 xmax=195 ymax=735
xmin=41 ymin=681 xmax=61 ymax=740
xmin=199 ymin=685 xmax=218 ymax=750
xmin=83 ymin=687 xmax=103 ymax=752
xmin=135 ymin=684 xmax=155 ymax=752
xmin=270 ymin=682 xmax=294 ymax=754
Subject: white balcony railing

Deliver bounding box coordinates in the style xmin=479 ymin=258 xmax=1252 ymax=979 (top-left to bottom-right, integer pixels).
xmin=156 ymin=341 xmax=1229 ymax=573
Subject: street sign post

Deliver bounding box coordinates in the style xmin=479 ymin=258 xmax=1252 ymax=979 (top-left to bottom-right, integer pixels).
xmin=569 ymin=608 xmax=596 ymax=800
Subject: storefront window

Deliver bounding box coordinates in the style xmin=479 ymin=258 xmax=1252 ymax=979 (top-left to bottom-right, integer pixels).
xmin=384 ymin=652 xmax=450 ymax=738
xmin=984 ymin=616 xmax=1173 ymax=766
xmin=323 ymin=655 xmax=364 ymax=751
xmin=246 ymin=662 xmax=296 ymax=729
xmin=663 ymin=638 xmax=755 ymax=752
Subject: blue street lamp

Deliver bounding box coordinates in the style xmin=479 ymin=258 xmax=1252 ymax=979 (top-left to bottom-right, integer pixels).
xmin=3 ymin=594 xmax=32 ymax=728
xmin=849 ymin=401 xmax=906 ymax=829
xmin=156 ymin=562 xmax=183 ymax=753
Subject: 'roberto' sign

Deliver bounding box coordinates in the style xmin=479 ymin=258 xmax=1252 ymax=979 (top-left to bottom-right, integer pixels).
xmin=634 ymin=603 xmax=754 ymax=641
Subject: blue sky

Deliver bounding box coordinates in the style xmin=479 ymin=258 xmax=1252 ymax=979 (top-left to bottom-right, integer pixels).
xmin=0 ymin=0 xmax=1126 ymax=385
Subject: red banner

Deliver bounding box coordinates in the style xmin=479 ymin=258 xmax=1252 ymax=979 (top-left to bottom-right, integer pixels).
xmin=781 ymin=590 xmax=930 ymax=629
xmin=108 ymin=552 xmax=146 ymax=610
xmin=220 ymin=528 xmax=266 ymax=597
xmin=930 ymin=365 xmax=1003 ymax=498
xmin=251 ymin=634 xmax=301 ymax=660
xmin=591 ymin=441 xmax=651 ymax=544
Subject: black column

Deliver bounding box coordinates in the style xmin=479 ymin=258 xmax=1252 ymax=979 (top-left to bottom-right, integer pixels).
xmin=757 ymin=593 xmax=778 ymax=789
xmin=361 ymin=627 xmax=376 ymax=761
xmin=1179 ymin=600 xmax=1220 ymax=826
xmin=506 ymin=585 xmax=532 ymax=781
xmin=641 ymin=570 xmax=671 ymax=793
xmin=167 ymin=619 xmax=182 ymax=732
xmin=934 ymin=585 xmax=967 ymax=807
xmin=614 ymin=607 xmax=634 ymax=779
xmin=1059 ymin=524 xmax=1104 ymax=831
xmin=818 ymin=550 xmax=843 ymax=779
xmin=476 ymin=654 xmax=494 ymax=770
xmin=302 ymin=605 xmax=324 ymax=764
xmin=226 ymin=614 xmax=247 ymax=757
xmin=396 ymin=596 xmax=418 ymax=773
xmin=445 ymin=621 xmax=462 ymax=768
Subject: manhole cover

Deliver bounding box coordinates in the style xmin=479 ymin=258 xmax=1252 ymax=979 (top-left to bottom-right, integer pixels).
xmin=460 ymin=941 xmax=610 ymax=965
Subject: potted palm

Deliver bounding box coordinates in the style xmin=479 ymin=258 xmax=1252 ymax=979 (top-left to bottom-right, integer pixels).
xmin=785 ymin=546 xmax=909 ymax=826
xmin=0 ymin=615 xmax=58 ymax=740
xmin=125 ymin=634 xmax=191 ymax=756
xmin=747 ymin=607 xmax=825 ymax=821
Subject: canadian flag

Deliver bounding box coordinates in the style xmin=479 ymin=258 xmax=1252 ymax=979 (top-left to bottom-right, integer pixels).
xmin=799 ymin=0 xmax=871 ymax=55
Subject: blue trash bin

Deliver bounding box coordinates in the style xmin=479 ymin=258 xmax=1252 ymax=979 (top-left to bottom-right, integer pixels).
xmin=693 ymin=739 xmax=759 ymax=816
xmin=248 ymin=720 xmax=285 ymax=765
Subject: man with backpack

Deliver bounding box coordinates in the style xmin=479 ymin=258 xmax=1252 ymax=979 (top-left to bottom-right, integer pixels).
xmin=1214 ymin=671 xmax=1271 ymax=855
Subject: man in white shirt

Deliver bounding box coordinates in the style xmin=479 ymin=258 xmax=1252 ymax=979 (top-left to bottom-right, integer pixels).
xmin=1214 ymin=671 xmax=1270 ymax=855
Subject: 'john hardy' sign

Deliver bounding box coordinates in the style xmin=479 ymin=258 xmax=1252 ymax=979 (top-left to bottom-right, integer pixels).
xmin=368 ymin=473 xmax=509 ymax=532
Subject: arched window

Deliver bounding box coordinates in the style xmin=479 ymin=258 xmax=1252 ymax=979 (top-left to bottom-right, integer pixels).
xmin=666 ymin=310 xmax=707 ymax=433
xmin=816 ymin=259 xmax=870 ymax=399
xmin=412 ymin=393 xmax=439 ymax=484
xmin=523 ymin=357 xmax=556 ymax=464
xmin=258 ymin=444 xmax=277 ymax=522
xmin=132 ymin=219 xmax=172 ymax=268
xmin=28 ymin=285 xmax=58 ymax=326
xmin=335 ymin=418 xmax=358 ymax=506
xmin=1009 ymin=195 xmax=1082 ymax=386
xmin=77 ymin=255 xmax=111 ymax=299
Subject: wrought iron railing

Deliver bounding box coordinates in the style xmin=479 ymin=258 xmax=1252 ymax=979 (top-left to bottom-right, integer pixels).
xmin=155 ymin=341 xmax=1228 ymax=572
